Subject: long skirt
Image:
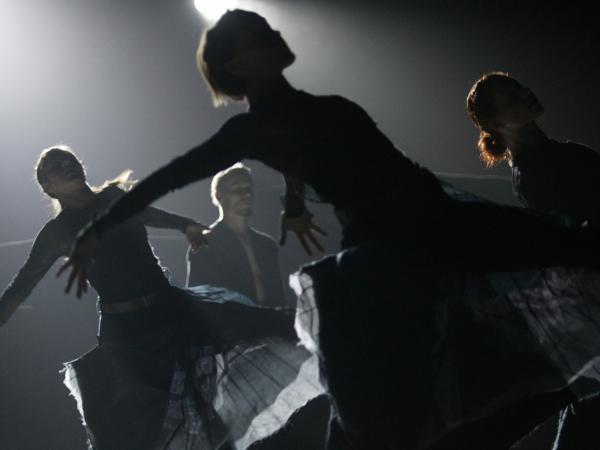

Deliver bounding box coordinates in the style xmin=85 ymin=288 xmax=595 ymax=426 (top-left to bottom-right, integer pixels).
xmin=293 ymin=184 xmax=600 ymax=449
xmin=63 ymin=285 xmax=324 ymax=450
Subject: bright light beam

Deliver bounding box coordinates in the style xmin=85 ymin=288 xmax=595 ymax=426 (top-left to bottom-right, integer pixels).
xmin=194 ymin=0 xmax=239 ymax=22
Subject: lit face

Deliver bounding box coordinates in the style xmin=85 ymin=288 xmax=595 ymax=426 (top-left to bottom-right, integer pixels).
xmin=225 ymin=13 xmax=295 ymax=79
xmin=217 ymin=172 xmax=254 ymax=217
xmin=489 ymin=77 xmax=544 ymax=132
xmin=41 ymin=151 xmax=86 ymax=198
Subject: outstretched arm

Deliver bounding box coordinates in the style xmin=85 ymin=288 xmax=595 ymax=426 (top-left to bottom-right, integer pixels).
xmin=1 ymin=223 xmax=67 ymax=325
xmin=58 ymin=113 xmax=288 ymax=297
xmin=57 ymin=134 xmax=241 ymax=297
xmin=105 ymin=186 xmax=210 ymax=250
xmin=139 ymin=206 xmax=210 ymax=251
xmin=58 ymin=111 xmax=329 ymax=295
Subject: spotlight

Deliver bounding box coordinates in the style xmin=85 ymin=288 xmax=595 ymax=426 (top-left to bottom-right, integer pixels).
xmin=194 ymin=0 xmax=238 ymax=22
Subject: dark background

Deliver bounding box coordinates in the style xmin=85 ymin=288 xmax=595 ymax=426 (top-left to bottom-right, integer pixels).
xmin=0 ymin=0 xmax=599 ymax=448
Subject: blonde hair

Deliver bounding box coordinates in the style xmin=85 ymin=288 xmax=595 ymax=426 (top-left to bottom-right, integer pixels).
xmin=210 ymin=163 xmax=252 ymax=206
xmin=94 ymin=169 xmax=136 ymax=193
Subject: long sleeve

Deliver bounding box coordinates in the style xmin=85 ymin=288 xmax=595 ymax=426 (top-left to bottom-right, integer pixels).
xmin=549 ymin=144 xmax=600 ymax=227
xmin=0 ymin=221 xmax=69 ymax=323
xmin=513 ymin=142 xmax=600 ymax=227
xmin=138 ymin=206 xmax=197 ymax=232
xmin=92 ymin=112 xmax=299 ymax=239
xmin=102 ymin=185 xmax=197 ymax=231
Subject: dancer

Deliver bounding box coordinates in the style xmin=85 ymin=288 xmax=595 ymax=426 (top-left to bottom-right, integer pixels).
xmin=0 ymin=146 xmax=321 ymax=450
xmin=186 ymin=163 xmax=288 ymax=307
xmin=187 ymin=163 xmax=330 ymax=450
xmin=467 ymin=72 xmax=600 ymax=226
xmin=468 ymin=73 xmax=600 ymax=449
xmin=59 ymin=11 xmax=600 ymax=450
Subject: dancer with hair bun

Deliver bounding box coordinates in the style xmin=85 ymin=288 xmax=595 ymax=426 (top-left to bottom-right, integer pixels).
xmin=468 ymin=73 xmax=600 ymax=449
xmin=467 ymin=72 xmax=600 ymax=227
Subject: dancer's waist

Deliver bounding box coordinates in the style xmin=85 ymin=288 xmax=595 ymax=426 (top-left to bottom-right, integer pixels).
xmin=98 ymin=286 xmax=170 ymax=315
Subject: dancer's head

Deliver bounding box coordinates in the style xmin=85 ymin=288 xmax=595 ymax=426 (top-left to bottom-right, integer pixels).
xmin=36 ymin=146 xmax=134 ymax=214
xmin=467 ymin=73 xmax=544 ymax=167
xmin=36 ymin=146 xmax=87 ymax=209
xmin=211 ymin=163 xmax=254 ymax=219
xmin=198 ymin=10 xmax=295 ymax=106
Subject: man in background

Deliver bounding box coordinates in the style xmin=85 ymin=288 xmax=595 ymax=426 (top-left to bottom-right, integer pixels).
xmin=186 ymin=163 xmax=287 ymax=307
xmin=187 ymin=163 xmax=329 ymax=450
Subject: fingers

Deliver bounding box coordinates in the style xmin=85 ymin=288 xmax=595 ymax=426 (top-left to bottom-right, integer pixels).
xmin=306 ymin=232 xmax=325 ymax=253
xmin=304 ymin=210 xmax=328 ymax=237
xmin=310 ymin=223 xmax=328 ymax=237
xmin=56 ymin=260 xmax=71 ymax=278
xmin=185 ymin=224 xmax=210 ymax=253
xmin=296 ymin=233 xmax=313 ymax=257
xmin=186 ymin=224 xmax=210 ymax=252
xmin=279 ymin=229 xmax=288 ymax=247
xmin=76 ymin=269 xmax=87 ymax=299
xmin=59 ymin=229 xmax=96 ymax=297
xmin=65 ymin=264 xmax=78 ymax=294
xmin=63 ymin=261 xmax=88 ymax=298
xmin=191 ymin=235 xmax=209 ymax=253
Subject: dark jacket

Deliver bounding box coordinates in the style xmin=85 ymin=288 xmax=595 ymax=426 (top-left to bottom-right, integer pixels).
xmin=186 ymin=221 xmax=287 ymax=307
xmin=512 ymin=139 xmax=600 ymax=227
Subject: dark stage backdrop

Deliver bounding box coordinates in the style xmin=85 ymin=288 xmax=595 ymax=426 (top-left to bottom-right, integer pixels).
xmin=0 ymin=0 xmax=598 ymax=448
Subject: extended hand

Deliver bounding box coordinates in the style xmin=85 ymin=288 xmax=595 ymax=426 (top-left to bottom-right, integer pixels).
xmin=279 ymin=208 xmax=328 ymax=257
xmin=185 ymin=222 xmax=210 ymax=253
xmin=57 ymin=226 xmax=98 ymax=298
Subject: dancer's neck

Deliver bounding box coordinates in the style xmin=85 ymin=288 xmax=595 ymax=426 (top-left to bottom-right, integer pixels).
xmin=246 ymin=76 xmax=292 ymax=106
xmin=504 ymin=123 xmax=548 ymax=159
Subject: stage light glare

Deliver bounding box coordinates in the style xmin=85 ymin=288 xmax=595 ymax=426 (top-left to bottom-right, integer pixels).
xmin=194 ymin=0 xmax=238 ymax=22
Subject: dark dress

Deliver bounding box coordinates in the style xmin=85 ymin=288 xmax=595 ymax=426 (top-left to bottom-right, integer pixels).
xmin=85 ymin=87 xmax=600 ymax=449
xmin=512 ymin=139 xmax=600 ymax=227
xmin=0 ymin=185 xmax=323 ymax=450
xmin=510 ymin=140 xmax=600 ymax=449
xmin=186 ymin=222 xmax=287 ymax=307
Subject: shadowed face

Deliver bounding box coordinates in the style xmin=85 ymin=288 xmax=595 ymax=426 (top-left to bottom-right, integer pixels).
xmin=489 ymin=77 xmax=544 ymax=131
xmin=224 ymin=12 xmax=295 ymax=79
xmin=217 ymin=172 xmax=254 ymax=217
xmin=40 ymin=151 xmax=86 ymax=199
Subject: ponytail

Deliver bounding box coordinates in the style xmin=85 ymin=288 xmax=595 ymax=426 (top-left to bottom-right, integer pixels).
xmin=94 ymin=169 xmax=136 ymax=193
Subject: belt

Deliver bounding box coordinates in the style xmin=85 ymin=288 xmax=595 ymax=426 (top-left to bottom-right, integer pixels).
xmin=98 ymin=288 xmax=166 ymax=315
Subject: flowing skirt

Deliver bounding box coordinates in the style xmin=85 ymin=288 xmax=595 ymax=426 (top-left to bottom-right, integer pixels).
xmin=63 ymin=285 xmax=324 ymax=450
xmin=292 ymin=183 xmax=600 ymax=449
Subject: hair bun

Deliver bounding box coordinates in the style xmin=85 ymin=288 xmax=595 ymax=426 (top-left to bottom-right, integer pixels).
xmin=478 ymin=132 xmax=507 ymax=167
